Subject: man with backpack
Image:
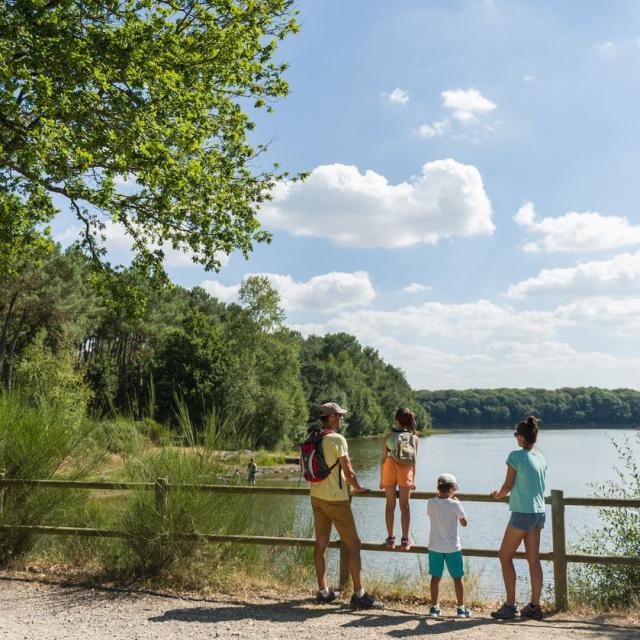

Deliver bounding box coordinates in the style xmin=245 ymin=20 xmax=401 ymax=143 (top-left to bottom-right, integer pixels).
xmin=301 ymin=402 xmax=383 ymax=610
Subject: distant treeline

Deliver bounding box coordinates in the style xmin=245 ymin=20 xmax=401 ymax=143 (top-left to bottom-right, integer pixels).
xmin=1 ymin=246 xmax=426 ymax=449
xmin=415 ymin=388 xmax=640 ymax=427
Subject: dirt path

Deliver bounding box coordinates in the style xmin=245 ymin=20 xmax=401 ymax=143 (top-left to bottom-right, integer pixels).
xmin=0 ymin=578 xmax=637 ymax=640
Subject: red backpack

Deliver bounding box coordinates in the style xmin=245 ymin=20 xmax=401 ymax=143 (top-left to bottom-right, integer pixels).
xmin=300 ymin=429 xmax=341 ymax=486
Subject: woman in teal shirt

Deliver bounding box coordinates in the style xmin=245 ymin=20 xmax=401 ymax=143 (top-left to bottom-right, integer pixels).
xmin=491 ymin=416 xmax=547 ymax=621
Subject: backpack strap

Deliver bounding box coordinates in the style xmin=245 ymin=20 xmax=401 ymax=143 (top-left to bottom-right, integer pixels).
xmin=317 ymin=428 xmax=342 ymax=487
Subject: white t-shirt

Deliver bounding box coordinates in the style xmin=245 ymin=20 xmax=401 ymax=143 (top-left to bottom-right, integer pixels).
xmin=427 ymin=497 xmax=467 ymax=553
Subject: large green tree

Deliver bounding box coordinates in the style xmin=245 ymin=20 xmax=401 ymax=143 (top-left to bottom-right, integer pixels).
xmin=1 ymin=0 xmax=300 ymax=274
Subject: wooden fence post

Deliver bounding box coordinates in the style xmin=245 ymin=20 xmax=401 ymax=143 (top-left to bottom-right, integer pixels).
xmin=551 ymin=489 xmax=568 ymax=610
xmin=155 ymin=477 xmax=168 ymax=523
xmin=339 ymin=542 xmax=349 ymax=591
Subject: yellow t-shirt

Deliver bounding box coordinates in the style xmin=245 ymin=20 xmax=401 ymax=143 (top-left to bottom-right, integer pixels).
xmin=309 ymin=431 xmax=350 ymax=502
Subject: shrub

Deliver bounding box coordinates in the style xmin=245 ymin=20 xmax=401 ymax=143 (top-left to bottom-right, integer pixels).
xmin=0 ymin=391 xmax=95 ymax=565
xmin=571 ymin=433 xmax=640 ymax=608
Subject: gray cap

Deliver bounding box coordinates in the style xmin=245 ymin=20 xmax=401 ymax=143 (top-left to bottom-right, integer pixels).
xmin=319 ymin=402 xmax=347 ymax=416
xmin=437 ymin=473 xmax=458 ymax=487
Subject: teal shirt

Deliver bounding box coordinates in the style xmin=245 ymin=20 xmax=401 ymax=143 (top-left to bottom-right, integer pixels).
xmin=507 ymin=449 xmax=547 ymax=514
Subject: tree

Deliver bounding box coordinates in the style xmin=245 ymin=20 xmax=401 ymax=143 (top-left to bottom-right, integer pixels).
xmin=1 ymin=1 xmax=301 ymax=274
xmin=239 ymin=275 xmax=285 ymax=332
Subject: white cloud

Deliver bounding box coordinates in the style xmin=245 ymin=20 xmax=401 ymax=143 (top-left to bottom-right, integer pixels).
xmin=383 ymin=88 xmax=410 ymax=105
xmin=418 ymin=88 xmax=497 ymax=141
xmin=441 ymin=88 xmax=497 ymax=123
xmin=54 ymin=221 xmax=230 ymax=268
xmin=514 ymin=201 xmax=640 ymax=253
xmin=554 ymin=296 xmax=640 ymax=336
xmin=417 ymin=120 xmax=450 ymax=139
xmin=261 ymin=160 xmax=494 ymax=249
xmin=506 ymin=251 xmax=640 ymax=299
xmin=289 ymin=298 xmax=638 ymax=389
xmin=201 ymin=271 xmax=376 ymax=314
xmin=523 ymin=74 xmax=536 ymax=83
xmin=403 ymin=283 xmax=432 ymax=294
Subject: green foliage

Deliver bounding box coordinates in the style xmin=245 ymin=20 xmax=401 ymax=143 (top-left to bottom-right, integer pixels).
xmin=14 ymin=331 xmax=91 ymax=421
xmin=416 ymin=387 xmax=640 ymax=427
xmin=300 ymin=333 xmax=428 ymax=436
xmin=1 ymin=0 xmax=301 ymax=275
xmin=94 ymin=418 xmax=147 ymax=457
xmin=571 ymin=433 xmax=640 ymax=608
xmin=0 ymin=391 xmax=96 ymax=565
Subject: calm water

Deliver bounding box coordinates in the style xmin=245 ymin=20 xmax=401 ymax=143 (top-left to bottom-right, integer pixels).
xmin=262 ymin=428 xmax=639 ymax=600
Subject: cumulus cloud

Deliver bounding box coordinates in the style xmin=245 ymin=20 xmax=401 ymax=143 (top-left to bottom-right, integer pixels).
xmin=383 ymin=88 xmax=410 ymax=105
xmin=201 ymin=271 xmax=376 ymax=314
xmin=403 ymin=283 xmax=432 ymax=294
xmin=523 ymin=74 xmax=536 ymax=83
xmin=418 ymin=88 xmax=497 ymax=141
xmin=514 ymin=201 xmax=640 ymax=253
xmin=506 ymin=251 xmax=640 ymax=299
xmin=261 ymin=160 xmax=494 ymax=249
xmin=441 ymin=88 xmax=497 ymax=123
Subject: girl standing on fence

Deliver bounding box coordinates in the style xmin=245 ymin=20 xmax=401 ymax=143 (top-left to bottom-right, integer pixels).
xmin=491 ymin=415 xmax=547 ymax=621
xmin=379 ymin=407 xmax=419 ymax=550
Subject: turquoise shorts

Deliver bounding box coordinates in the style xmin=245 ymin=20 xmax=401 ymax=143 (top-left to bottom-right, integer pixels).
xmin=428 ymin=550 xmax=464 ymax=578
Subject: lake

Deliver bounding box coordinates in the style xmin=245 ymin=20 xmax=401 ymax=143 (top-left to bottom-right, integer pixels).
xmin=264 ymin=428 xmax=639 ymax=601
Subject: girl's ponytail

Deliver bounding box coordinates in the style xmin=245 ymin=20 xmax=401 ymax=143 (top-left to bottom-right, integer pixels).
xmin=395 ymin=407 xmax=417 ymax=434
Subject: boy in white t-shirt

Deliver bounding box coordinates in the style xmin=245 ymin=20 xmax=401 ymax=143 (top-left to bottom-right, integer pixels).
xmin=426 ymin=473 xmax=470 ymax=618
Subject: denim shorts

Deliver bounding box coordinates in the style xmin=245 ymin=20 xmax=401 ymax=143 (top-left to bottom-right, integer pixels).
xmin=508 ymin=511 xmax=546 ymax=532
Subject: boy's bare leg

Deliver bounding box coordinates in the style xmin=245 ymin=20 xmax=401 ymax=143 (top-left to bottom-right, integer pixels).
xmin=430 ymin=576 xmax=441 ymax=604
xmin=384 ymin=486 xmax=396 ymax=538
xmin=398 ymin=486 xmax=411 ymax=539
xmin=453 ymin=577 xmax=464 ymax=606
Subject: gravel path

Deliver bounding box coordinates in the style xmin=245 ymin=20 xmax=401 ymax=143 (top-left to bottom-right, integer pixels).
xmin=0 ymin=578 xmax=638 ymax=640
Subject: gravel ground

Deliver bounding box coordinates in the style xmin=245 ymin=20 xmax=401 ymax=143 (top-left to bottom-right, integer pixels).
xmin=0 ymin=578 xmax=638 ymax=640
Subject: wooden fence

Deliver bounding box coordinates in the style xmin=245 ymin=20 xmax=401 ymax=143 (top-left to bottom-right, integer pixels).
xmin=0 ymin=477 xmax=639 ymax=610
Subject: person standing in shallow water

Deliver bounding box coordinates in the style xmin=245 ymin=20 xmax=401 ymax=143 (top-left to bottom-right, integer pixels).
xmin=307 ymin=402 xmax=383 ymax=610
xmin=491 ymin=416 xmax=547 ymax=621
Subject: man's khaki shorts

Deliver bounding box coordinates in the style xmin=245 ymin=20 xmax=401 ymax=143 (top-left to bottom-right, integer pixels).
xmin=311 ymin=497 xmax=360 ymax=543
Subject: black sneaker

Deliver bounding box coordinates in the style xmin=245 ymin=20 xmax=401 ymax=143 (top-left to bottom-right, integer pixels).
xmin=520 ymin=603 xmax=543 ymax=620
xmin=490 ymin=602 xmax=520 ymax=619
xmin=350 ymin=592 xmax=384 ymax=610
xmin=315 ymin=589 xmax=340 ymax=604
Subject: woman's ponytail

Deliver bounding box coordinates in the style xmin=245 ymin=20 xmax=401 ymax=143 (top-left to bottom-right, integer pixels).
xmin=517 ymin=415 xmax=539 ymax=447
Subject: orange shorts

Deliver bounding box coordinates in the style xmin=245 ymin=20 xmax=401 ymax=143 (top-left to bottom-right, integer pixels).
xmin=381 ymin=457 xmax=414 ymax=488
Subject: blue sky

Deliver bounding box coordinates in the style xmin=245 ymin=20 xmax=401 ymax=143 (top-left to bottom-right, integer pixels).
xmin=53 ymin=0 xmax=640 ymax=389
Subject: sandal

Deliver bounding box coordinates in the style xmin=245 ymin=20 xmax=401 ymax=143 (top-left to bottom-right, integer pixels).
xmin=384 ymin=536 xmax=396 ymax=549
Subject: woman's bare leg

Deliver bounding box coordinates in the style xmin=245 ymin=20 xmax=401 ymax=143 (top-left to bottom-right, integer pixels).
xmin=498 ymin=526 xmax=526 ymax=604
xmin=523 ymin=528 xmax=543 ymax=605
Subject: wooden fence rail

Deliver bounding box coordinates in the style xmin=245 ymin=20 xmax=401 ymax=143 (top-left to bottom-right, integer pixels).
xmin=0 ymin=478 xmax=638 ymax=610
